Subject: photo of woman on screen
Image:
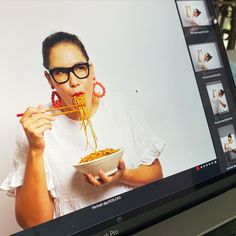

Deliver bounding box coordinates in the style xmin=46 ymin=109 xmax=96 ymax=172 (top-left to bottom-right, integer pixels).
xmin=0 ymin=32 xmax=165 ymax=229
xmin=212 ymin=89 xmax=228 ymax=114
xmin=185 ymin=5 xmax=201 ymax=26
xmin=206 ymin=81 xmax=229 ymax=115
xmin=189 ymin=42 xmax=223 ymax=72
xmin=224 ymin=133 xmax=236 ymax=153
xmin=176 ymin=0 xmax=212 ymax=28
xmin=197 ymin=49 xmax=212 ymax=70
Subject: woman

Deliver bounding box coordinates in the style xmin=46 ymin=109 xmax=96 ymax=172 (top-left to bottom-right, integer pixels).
xmin=185 ymin=5 xmax=201 ymax=26
xmin=0 ymin=32 xmax=165 ymax=229
xmin=197 ymin=49 xmax=213 ymax=70
xmin=224 ymin=134 xmax=236 ymax=152
xmin=212 ymin=89 xmax=228 ymax=114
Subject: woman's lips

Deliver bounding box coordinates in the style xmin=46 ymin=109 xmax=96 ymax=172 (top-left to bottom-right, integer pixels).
xmin=74 ymin=92 xmax=84 ymax=97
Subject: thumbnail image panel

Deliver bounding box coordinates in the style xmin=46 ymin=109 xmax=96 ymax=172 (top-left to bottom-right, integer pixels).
xmin=176 ymin=0 xmax=212 ymax=27
xmin=189 ymin=42 xmax=223 ymax=72
xmin=218 ymin=124 xmax=236 ymax=163
xmin=206 ymin=81 xmax=229 ymax=115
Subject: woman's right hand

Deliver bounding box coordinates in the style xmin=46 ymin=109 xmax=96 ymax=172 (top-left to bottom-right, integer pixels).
xmin=20 ymin=105 xmax=55 ymax=152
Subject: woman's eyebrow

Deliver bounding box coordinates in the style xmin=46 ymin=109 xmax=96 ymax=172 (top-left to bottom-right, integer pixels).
xmin=50 ymin=61 xmax=87 ymax=70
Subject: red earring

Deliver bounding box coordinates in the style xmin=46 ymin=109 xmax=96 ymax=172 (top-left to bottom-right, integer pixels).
xmin=51 ymin=90 xmax=62 ymax=108
xmin=93 ymin=80 xmax=106 ymax=98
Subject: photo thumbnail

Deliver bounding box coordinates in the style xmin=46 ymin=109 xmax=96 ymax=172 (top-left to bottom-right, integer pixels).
xmin=189 ymin=42 xmax=223 ymax=72
xmin=176 ymin=0 xmax=212 ymax=27
xmin=218 ymin=124 xmax=236 ymax=163
xmin=206 ymin=81 xmax=229 ymax=115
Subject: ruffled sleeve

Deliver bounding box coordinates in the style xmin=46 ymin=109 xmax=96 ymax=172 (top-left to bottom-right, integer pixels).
xmin=0 ymin=125 xmax=57 ymax=198
xmin=125 ymin=101 xmax=166 ymax=166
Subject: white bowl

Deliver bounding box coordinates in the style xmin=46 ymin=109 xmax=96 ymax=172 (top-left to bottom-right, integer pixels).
xmin=73 ymin=148 xmax=124 ymax=178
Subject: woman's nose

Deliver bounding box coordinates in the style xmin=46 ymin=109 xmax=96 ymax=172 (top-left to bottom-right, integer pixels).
xmin=69 ymin=71 xmax=80 ymax=87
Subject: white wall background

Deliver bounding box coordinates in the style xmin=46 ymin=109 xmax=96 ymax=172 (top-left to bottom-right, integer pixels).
xmin=177 ymin=0 xmax=211 ymax=27
xmin=189 ymin=42 xmax=223 ymax=71
xmin=0 ymin=1 xmax=216 ymax=235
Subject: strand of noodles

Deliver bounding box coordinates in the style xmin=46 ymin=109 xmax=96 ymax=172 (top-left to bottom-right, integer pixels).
xmin=83 ymin=107 xmax=98 ymax=151
xmin=78 ymin=105 xmax=90 ymax=149
xmin=78 ymin=101 xmax=98 ymax=151
xmin=72 ymin=95 xmax=98 ymax=152
xmin=81 ymin=106 xmax=98 ymax=151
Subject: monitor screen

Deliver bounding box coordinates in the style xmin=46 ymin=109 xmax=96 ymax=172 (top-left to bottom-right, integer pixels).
xmin=0 ymin=0 xmax=236 ymax=235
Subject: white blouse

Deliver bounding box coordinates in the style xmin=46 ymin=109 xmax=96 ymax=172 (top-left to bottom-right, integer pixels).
xmin=0 ymin=96 xmax=166 ymax=217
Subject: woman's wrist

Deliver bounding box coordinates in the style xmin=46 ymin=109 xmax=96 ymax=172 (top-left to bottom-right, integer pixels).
xmin=28 ymin=147 xmax=44 ymax=159
xmin=118 ymin=169 xmax=134 ymax=185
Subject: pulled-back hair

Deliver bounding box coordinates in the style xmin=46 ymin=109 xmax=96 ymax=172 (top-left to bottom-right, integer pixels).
xmin=42 ymin=31 xmax=89 ymax=69
xmin=206 ymin=53 xmax=213 ymax=61
xmin=219 ymin=89 xmax=225 ymax=96
xmin=194 ymin=8 xmax=201 ymax=17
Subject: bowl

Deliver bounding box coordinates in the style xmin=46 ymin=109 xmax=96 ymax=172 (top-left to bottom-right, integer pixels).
xmin=73 ymin=148 xmax=124 ymax=178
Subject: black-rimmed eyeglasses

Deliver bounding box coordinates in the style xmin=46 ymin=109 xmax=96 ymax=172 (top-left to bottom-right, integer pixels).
xmin=48 ymin=62 xmax=90 ymax=84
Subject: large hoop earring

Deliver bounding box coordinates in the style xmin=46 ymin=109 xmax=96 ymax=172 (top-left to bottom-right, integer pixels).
xmin=93 ymin=81 xmax=106 ymax=98
xmin=51 ymin=90 xmax=62 ymax=108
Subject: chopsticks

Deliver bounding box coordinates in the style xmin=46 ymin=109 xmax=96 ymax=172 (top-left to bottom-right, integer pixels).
xmin=16 ymin=104 xmax=84 ymax=117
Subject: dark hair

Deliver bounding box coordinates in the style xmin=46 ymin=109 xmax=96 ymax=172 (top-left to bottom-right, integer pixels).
xmin=42 ymin=31 xmax=89 ymax=69
xmin=194 ymin=8 xmax=201 ymax=17
xmin=228 ymin=133 xmax=232 ymax=139
xmin=219 ymin=89 xmax=225 ymax=96
xmin=205 ymin=53 xmax=213 ymax=61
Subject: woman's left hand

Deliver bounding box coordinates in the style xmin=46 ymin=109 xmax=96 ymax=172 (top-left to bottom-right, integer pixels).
xmin=83 ymin=159 xmax=126 ymax=187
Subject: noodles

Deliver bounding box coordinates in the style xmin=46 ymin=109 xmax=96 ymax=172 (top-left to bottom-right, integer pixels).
xmin=71 ymin=94 xmax=119 ymax=164
xmin=79 ymin=148 xmax=119 ymax=163
xmin=72 ymin=94 xmax=98 ymax=151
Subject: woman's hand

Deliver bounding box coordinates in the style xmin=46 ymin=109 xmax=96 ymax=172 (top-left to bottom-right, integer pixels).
xmin=20 ymin=105 xmax=55 ymax=152
xmin=83 ymin=159 xmax=163 ymax=188
xmin=83 ymin=159 xmax=126 ymax=187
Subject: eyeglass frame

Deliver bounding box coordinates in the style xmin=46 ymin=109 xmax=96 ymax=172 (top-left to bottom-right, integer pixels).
xmin=47 ymin=62 xmax=90 ymax=84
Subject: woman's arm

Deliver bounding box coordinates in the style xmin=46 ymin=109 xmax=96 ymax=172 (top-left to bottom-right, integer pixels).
xmin=224 ymin=143 xmax=231 ymax=152
xmin=85 ymin=159 xmax=163 ymax=188
xmin=119 ymin=159 xmax=163 ymax=187
xmin=197 ymin=49 xmax=203 ymax=63
xmin=213 ymin=89 xmax=217 ymax=99
xmin=202 ymin=62 xmax=209 ymax=70
xmin=16 ymin=149 xmax=54 ymax=229
xmin=218 ymin=98 xmax=227 ymax=108
xmin=15 ymin=106 xmax=55 ymax=229
xmin=185 ymin=5 xmax=191 ymax=18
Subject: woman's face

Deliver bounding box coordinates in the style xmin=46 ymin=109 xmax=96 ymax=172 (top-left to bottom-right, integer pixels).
xmin=46 ymin=42 xmax=94 ymax=108
xmin=193 ymin=9 xmax=199 ymax=17
xmin=204 ymin=53 xmax=209 ymax=62
xmin=228 ymin=136 xmax=233 ymax=144
xmin=218 ymin=91 xmax=223 ymax=97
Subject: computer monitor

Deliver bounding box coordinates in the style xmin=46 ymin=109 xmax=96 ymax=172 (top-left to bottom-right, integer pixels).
xmin=0 ymin=1 xmax=235 ymax=235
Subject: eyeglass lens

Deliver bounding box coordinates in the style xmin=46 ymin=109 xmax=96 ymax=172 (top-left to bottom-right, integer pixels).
xmin=52 ymin=63 xmax=89 ymax=83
